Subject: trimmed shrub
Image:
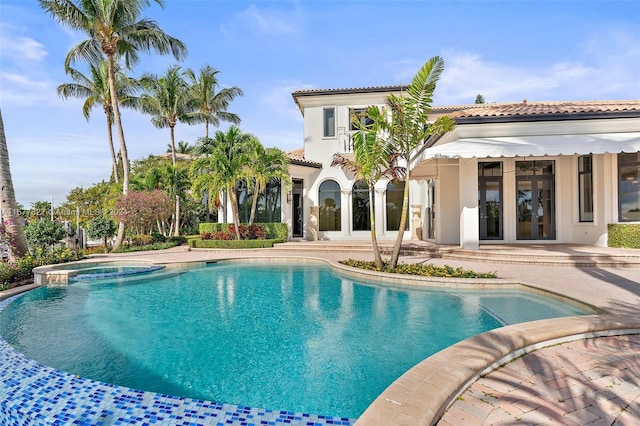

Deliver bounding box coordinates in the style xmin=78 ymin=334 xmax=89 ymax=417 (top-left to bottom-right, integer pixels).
xmin=230 ymin=224 xmax=266 ymax=240
xmin=608 ymin=224 xmax=640 ymax=249
xmin=199 ymin=223 xmax=228 ymax=235
xmin=167 ymin=236 xmax=187 ymax=245
xmin=189 ymin=239 xmax=284 ymax=249
xmin=131 ymin=234 xmax=153 ymax=247
xmin=112 ymin=241 xmax=179 ymax=253
xmin=260 ymin=223 xmax=288 ymax=240
xmin=199 ymin=222 xmax=288 ymax=240
xmin=150 ymin=232 xmax=167 ymax=243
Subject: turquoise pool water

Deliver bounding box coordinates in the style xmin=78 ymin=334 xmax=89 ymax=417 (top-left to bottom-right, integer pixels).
xmin=0 ymin=263 xmax=589 ymax=418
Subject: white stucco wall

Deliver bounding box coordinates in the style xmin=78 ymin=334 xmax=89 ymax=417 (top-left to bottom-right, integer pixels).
xmin=294 ymin=90 xmax=415 ymax=241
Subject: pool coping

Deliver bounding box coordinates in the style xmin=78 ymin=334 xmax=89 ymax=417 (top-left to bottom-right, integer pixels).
xmin=33 ymin=259 xmax=160 ymax=285
xmin=4 ymin=256 xmax=637 ymax=425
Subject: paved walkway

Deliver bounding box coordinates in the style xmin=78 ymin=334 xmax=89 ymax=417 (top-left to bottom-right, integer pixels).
xmin=64 ymin=244 xmax=640 ymax=425
xmin=438 ymin=335 xmax=640 ymax=425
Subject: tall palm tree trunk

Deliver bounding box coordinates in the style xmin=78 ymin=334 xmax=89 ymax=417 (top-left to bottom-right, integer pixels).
xmin=170 ymin=126 xmax=177 ymax=165
xmin=229 ymin=189 xmax=241 ymax=240
xmin=105 ymin=115 xmax=119 ymax=183
xmin=169 ymin=127 xmax=180 ymax=236
xmin=369 ymin=189 xmax=384 ymax=268
xmin=108 ymin=55 xmax=131 ymax=251
xmin=389 ymin=171 xmax=411 ymax=268
xmin=0 ymin=109 xmax=28 ymax=258
xmin=248 ymin=182 xmax=260 ymax=226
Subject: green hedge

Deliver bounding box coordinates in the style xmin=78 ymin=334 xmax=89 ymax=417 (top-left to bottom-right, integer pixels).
xmin=198 ymin=223 xmax=288 ymax=240
xmin=198 ymin=223 xmax=228 ymax=234
xmin=608 ymin=224 xmax=640 ymax=249
xmin=189 ymin=239 xmax=285 ymax=249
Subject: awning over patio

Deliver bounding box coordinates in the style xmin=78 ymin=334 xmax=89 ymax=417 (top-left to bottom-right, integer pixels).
xmin=417 ymin=132 xmax=640 ymax=160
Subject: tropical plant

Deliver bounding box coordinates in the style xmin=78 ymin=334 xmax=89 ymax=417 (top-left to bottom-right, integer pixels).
xmin=0 ymin=109 xmax=28 ymax=258
xmin=57 ymin=182 xmax=117 ymax=228
xmin=385 ymin=56 xmax=456 ymax=268
xmin=28 ymin=201 xmax=53 ymax=222
xmin=332 ymin=106 xmax=405 ymax=268
xmin=166 ymin=141 xmax=193 ymax=154
xmin=157 ymin=163 xmax=190 ymax=236
xmin=114 ymin=190 xmax=173 ymax=235
xmin=139 ymin=65 xmax=195 ymax=166
xmin=40 ymin=0 xmax=188 ymax=250
xmin=24 ymin=219 xmax=67 ymax=252
xmin=57 ymin=60 xmax=139 ymax=183
xmin=86 ymin=217 xmax=117 ymax=253
xmin=244 ymin=139 xmax=292 ymax=226
xmin=190 ymin=126 xmax=253 ymax=240
xmin=185 ymin=65 xmax=243 ymax=137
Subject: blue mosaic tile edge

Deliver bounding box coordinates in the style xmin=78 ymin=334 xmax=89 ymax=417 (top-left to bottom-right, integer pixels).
xmin=0 ymin=292 xmax=356 ymax=426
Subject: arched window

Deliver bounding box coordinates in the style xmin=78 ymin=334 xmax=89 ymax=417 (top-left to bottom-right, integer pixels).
xmin=352 ymin=180 xmax=372 ymax=231
xmin=319 ymin=180 xmax=341 ymax=231
xmin=386 ymin=180 xmax=406 ymax=231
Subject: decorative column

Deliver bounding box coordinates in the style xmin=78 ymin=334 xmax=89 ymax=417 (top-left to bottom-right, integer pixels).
xmin=341 ymin=189 xmax=352 ymax=237
xmin=308 ymin=206 xmax=319 ymax=241
xmin=459 ymin=158 xmax=479 ymax=249
xmin=410 ymin=204 xmax=422 ymax=240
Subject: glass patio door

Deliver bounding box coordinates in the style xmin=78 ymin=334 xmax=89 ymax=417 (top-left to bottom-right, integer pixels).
xmin=478 ymin=162 xmax=503 ymax=240
xmin=516 ymin=171 xmax=555 ymax=240
xmin=479 ymin=179 xmax=503 ymax=239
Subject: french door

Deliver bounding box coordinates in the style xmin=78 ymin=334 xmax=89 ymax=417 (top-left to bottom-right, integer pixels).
xmin=516 ymin=162 xmax=555 ymax=240
xmin=479 ymin=178 xmax=503 ymax=240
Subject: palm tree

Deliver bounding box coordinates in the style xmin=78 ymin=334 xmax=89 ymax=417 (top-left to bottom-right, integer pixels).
xmin=140 ymin=65 xmax=195 ymax=166
xmin=57 ymin=60 xmax=139 ymax=184
xmin=385 ymin=56 xmax=456 ymax=268
xmin=185 ymin=65 xmax=243 ymax=137
xmin=0 ymin=109 xmax=29 ymax=258
xmin=332 ymin=106 xmax=405 ymax=269
xmin=158 ymin=163 xmax=190 ymax=236
xmin=40 ymin=0 xmax=188 ymax=249
xmin=190 ymin=126 xmax=252 ymax=240
xmin=166 ymin=141 xmax=193 ymax=154
xmin=245 ymin=140 xmax=292 ymax=226
xmin=139 ymin=65 xmax=196 ymax=236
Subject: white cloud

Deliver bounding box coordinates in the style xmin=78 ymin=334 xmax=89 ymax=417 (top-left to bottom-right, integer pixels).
xmin=381 ymin=26 xmax=640 ymax=105
xmin=433 ymin=28 xmax=640 ymax=105
xmin=237 ymin=5 xmax=301 ymax=35
xmin=257 ymin=80 xmax=314 ymax=123
xmin=0 ymin=34 xmax=47 ymax=61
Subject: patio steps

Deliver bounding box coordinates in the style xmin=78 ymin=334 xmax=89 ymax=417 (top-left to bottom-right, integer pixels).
xmin=271 ymin=241 xmax=640 ymax=268
xmin=439 ymin=249 xmax=640 ymax=268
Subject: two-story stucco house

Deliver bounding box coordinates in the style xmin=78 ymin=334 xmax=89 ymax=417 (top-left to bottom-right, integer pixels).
xmin=283 ymin=86 xmax=640 ymax=248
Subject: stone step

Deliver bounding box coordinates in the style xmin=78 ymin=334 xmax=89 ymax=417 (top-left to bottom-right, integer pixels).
xmin=271 ymin=242 xmax=640 ymax=267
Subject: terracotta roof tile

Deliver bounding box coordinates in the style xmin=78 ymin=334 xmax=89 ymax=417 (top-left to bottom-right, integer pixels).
xmin=448 ymin=100 xmax=640 ymax=119
xmin=287 ymin=148 xmax=322 ymax=168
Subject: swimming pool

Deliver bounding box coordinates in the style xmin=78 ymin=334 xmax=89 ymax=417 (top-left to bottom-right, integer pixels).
xmin=0 ymin=261 xmax=592 ymax=423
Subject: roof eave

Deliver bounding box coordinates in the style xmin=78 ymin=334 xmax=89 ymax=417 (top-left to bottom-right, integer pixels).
xmin=289 ymin=159 xmax=322 ymax=168
xmin=454 ymin=110 xmax=640 ymax=125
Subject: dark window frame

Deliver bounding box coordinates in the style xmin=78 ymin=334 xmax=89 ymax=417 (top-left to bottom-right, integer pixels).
xmin=618 ymin=152 xmax=640 ymax=222
xmin=323 ymin=107 xmax=336 ymax=138
xmin=578 ymin=155 xmax=594 ymax=223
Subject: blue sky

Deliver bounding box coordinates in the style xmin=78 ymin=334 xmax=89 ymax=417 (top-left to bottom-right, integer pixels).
xmin=1 ymin=0 xmax=639 ymax=206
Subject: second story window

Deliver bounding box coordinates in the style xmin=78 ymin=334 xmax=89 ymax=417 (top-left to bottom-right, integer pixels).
xmin=350 ymin=108 xmax=374 ymax=131
xmin=323 ymin=108 xmax=335 ymax=138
